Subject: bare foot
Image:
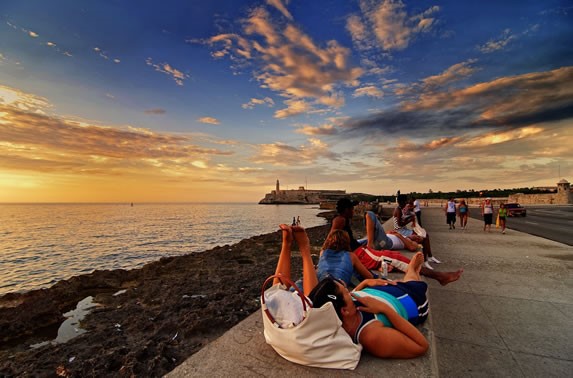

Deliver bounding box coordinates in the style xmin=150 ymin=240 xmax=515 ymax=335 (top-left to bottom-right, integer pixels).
xmin=291 ymin=226 xmax=310 ymax=253
xmin=409 ymin=252 xmax=424 ymax=274
xmin=437 ymin=268 xmax=464 ymax=286
xmin=279 ymin=224 xmax=293 ymax=244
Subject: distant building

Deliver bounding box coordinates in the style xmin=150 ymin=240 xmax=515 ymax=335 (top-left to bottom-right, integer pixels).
xmin=259 ymin=179 xmax=347 ymax=204
xmin=531 ymin=186 xmax=557 ymax=192
xmin=509 ymin=179 xmax=572 ymax=205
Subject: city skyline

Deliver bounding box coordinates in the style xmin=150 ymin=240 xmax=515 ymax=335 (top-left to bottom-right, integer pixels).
xmin=0 ymin=0 xmax=572 ymax=202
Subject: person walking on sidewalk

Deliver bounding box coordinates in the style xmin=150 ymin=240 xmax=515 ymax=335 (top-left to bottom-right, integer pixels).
xmin=445 ymin=198 xmax=457 ymax=230
xmin=498 ymin=203 xmax=507 ymax=234
xmin=457 ymin=199 xmax=469 ymax=229
xmin=481 ymin=198 xmax=494 ymax=232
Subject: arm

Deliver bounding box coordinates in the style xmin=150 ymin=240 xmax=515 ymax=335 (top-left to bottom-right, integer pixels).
xmin=354 ymin=278 xmax=396 ymax=291
xmin=354 ymin=294 xmax=428 ymax=358
xmin=365 ymin=214 xmax=376 ymax=250
xmin=331 ymin=216 xmax=345 ymax=231
xmin=388 ymin=230 xmax=418 ymax=252
xmin=393 ymin=207 xmax=412 ymax=227
xmin=350 ymin=253 xmax=374 ymax=280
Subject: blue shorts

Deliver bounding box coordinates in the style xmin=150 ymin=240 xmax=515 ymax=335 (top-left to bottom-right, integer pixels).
xmin=365 ymin=211 xmax=393 ymax=249
xmin=396 ymin=228 xmax=414 ymax=238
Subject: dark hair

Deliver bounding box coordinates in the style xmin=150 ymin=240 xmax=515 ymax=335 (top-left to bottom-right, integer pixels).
xmin=336 ymin=198 xmax=358 ymax=214
xmin=397 ymin=194 xmax=408 ymax=205
xmin=308 ymin=277 xmax=346 ymax=319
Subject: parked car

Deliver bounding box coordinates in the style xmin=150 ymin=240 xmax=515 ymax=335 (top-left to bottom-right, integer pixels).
xmin=505 ymin=203 xmax=527 ymax=217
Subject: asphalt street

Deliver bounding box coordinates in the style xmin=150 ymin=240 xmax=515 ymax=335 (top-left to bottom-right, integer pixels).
xmin=469 ymin=205 xmax=573 ymax=246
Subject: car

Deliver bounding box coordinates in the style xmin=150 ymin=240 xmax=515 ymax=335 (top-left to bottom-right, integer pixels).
xmin=505 ymin=203 xmax=527 ymax=217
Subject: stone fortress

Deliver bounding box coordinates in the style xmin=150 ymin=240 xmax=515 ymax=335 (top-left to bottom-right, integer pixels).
xmin=259 ymin=180 xmax=347 ymax=204
xmin=508 ymin=179 xmax=572 ymax=205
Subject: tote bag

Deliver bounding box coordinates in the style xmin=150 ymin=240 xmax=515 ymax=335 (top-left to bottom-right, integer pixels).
xmin=261 ymin=274 xmax=362 ymax=370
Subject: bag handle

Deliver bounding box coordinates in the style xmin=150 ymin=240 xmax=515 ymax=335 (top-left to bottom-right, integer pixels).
xmin=260 ymin=273 xmax=312 ymax=326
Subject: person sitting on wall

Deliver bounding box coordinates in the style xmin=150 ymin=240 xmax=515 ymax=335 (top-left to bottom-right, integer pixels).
xmin=393 ymin=195 xmax=440 ymax=270
xmin=316 ymin=229 xmax=375 ymax=287
xmin=332 ymin=198 xmax=463 ymax=285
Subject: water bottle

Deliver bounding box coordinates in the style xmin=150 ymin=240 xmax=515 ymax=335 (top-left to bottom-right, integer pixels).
xmin=380 ymin=261 xmax=388 ymax=278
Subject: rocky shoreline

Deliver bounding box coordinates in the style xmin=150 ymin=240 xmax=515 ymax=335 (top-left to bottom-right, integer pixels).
xmin=0 ymin=224 xmax=335 ymax=377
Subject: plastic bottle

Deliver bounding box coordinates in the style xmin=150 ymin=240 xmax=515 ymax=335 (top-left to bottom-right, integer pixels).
xmin=380 ymin=260 xmax=388 ymax=278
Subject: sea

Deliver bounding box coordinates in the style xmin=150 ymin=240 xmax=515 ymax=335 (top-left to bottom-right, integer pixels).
xmin=0 ymin=203 xmax=327 ymax=296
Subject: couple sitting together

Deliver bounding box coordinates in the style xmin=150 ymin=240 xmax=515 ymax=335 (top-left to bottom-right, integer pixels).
xmin=267 ymin=198 xmax=463 ymax=362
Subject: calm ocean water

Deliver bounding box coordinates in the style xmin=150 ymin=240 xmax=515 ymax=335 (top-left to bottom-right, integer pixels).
xmin=0 ymin=203 xmax=326 ymax=296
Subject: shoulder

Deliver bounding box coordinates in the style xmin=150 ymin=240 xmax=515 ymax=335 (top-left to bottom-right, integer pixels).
xmin=331 ymin=216 xmax=345 ymax=229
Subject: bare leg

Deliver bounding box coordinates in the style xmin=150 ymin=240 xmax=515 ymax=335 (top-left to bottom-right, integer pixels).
xmin=292 ymin=226 xmax=318 ymax=296
xmin=273 ymin=224 xmax=293 ymax=285
xmin=402 ymin=252 xmax=424 ymax=282
xmin=420 ymin=267 xmax=464 ymax=286
xmin=409 ymin=234 xmax=432 ymax=260
xmin=365 ymin=213 xmax=376 ymax=250
xmin=421 ymin=234 xmax=433 ymax=258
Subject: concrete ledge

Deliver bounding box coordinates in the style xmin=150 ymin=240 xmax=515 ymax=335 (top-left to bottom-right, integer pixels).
xmin=166 ymin=306 xmax=436 ymax=377
xmin=167 ymin=213 xmax=436 ymax=377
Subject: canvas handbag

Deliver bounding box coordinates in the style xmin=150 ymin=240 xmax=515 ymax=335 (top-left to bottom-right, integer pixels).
xmin=261 ymin=274 xmax=362 ymax=370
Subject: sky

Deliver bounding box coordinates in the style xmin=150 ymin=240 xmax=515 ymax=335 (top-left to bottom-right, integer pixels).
xmin=0 ymin=0 xmax=572 ymax=202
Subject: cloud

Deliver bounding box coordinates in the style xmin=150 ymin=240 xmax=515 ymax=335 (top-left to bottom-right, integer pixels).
xmin=266 ymin=0 xmax=293 ymax=20
xmin=456 ymin=127 xmax=544 ymax=148
xmin=420 ymin=59 xmax=478 ymax=89
xmin=0 ymin=85 xmax=233 ymax=177
xmin=144 ymin=108 xmax=166 ymax=115
xmin=203 ymin=6 xmax=362 ymax=117
xmin=477 ymin=29 xmax=516 ymax=53
xmin=252 ymin=138 xmax=339 ymax=166
xmin=242 ymin=97 xmax=275 ymax=109
xmin=343 ymin=66 xmax=573 ymax=138
xmin=274 ymin=99 xmax=312 ymax=119
xmin=294 ymin=124 xmax=338 ymax=136
xmin=197 ymin=116 xmax=220 ymax=125
xmin=6 ymin=21 xmax=73 ymax=58
xmin=353 ymin=85 xmax=384 ymax=98
xmin=145 ymin=58 xmax=189 ymax=86
xmin=348 ymin=0 xmax=440 ymax=52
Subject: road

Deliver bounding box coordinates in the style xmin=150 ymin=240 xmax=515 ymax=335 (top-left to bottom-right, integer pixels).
xmin=470 ymin=205 xmax=573 ymax=246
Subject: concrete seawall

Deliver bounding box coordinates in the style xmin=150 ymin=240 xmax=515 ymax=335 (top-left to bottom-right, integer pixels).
xmin=167 ymin=208 xmax=573 ymax=377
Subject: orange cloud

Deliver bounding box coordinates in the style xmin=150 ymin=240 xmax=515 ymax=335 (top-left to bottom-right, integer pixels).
xmin=197 ymin=117 xmax=220 ymax=125
xmin=348 ymin=0 xmax=440 ymax=52
xmin=294 ymin=124 xmax=337 ymax=135
xmin=205 ymin=6 xmax=362 ymax=117
xmin=252 ymin=138 xmax=339 ymax=166
xmin=145 ymin=57 xmax=189 ymax=86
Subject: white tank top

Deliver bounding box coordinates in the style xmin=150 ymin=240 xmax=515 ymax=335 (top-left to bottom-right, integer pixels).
xmin=483 ymin=203 xmax=493 ymax=214
xmin=447 ymin=201 xmax=456 ymax=213
xmin=387 ymin=234 xmax=405 ymax=250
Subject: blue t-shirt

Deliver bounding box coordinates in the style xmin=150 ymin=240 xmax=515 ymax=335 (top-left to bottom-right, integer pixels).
xmin=316 ymin=249 xmax=354 ymax=286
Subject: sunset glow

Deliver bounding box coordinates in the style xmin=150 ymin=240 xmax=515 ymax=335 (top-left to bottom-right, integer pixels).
xmin=0 ymin=1 xmax=571 ymax=202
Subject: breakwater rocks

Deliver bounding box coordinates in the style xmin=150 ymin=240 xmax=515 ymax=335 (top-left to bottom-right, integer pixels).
xmin=0 ymin=224 xmax=331 ymax=377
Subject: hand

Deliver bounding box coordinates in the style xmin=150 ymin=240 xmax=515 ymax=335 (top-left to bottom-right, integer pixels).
xmin=353 ymin=278 xmax=396 ymax=292
xmin=351 ymin=293 xmax=395 ymax=314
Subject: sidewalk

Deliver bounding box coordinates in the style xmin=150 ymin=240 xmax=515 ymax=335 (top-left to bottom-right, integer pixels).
xmin=167 ymin=209 xmax=572 ymax=377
